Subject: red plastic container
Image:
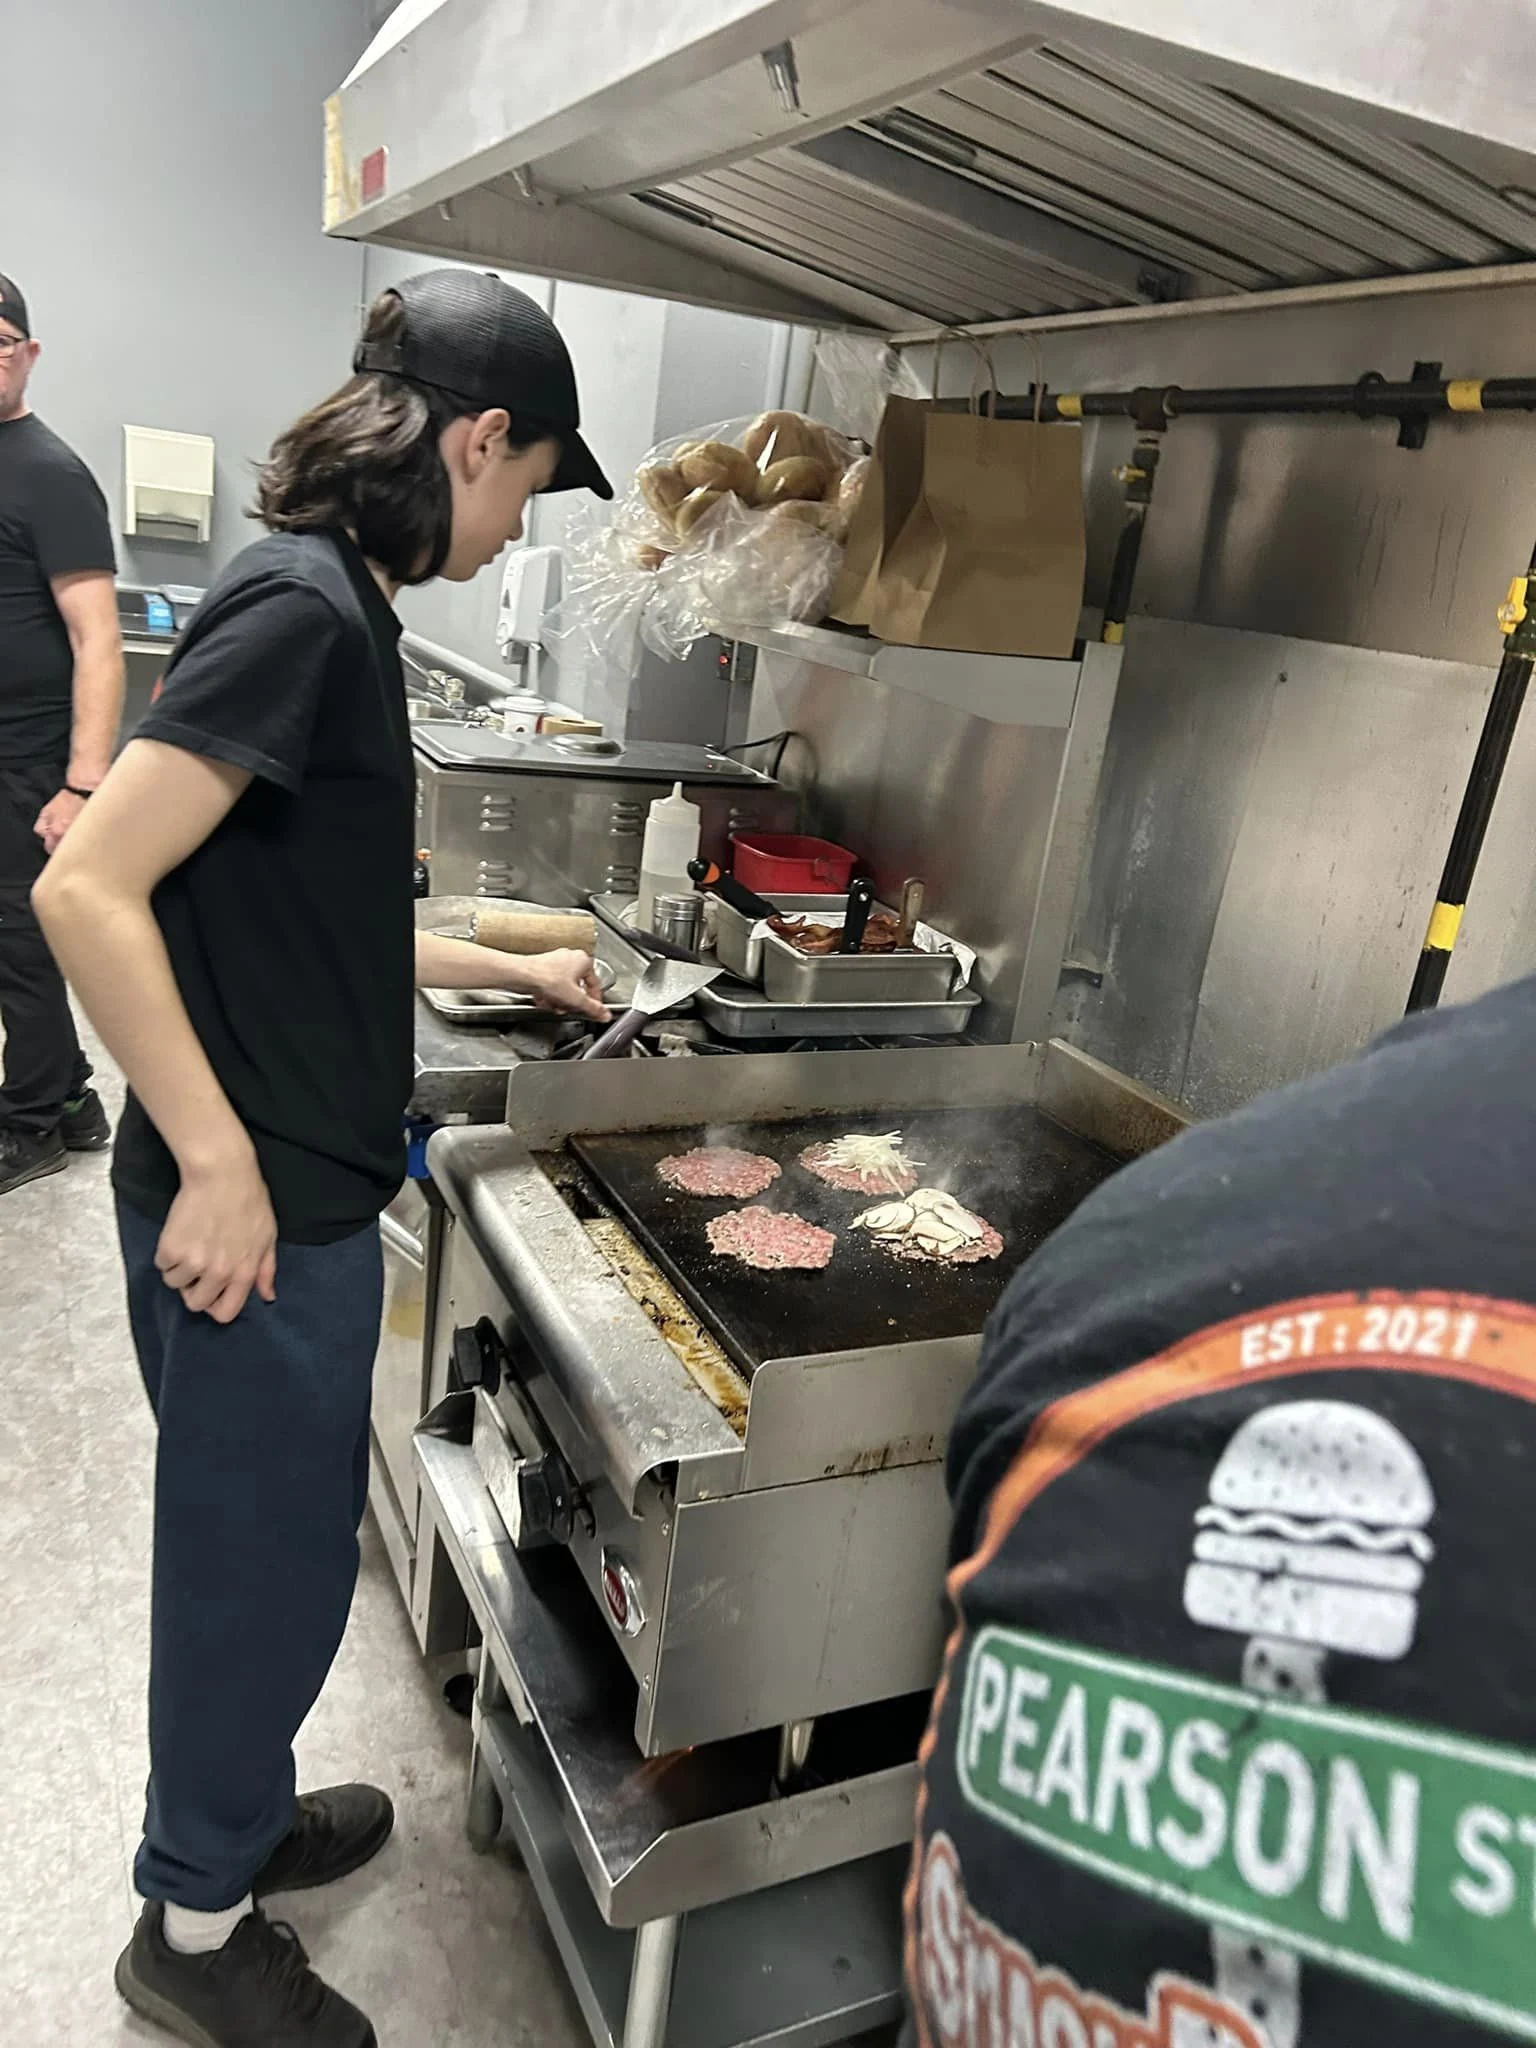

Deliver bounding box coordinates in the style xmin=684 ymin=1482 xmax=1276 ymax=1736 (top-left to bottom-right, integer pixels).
xmin=731 ymin=832 xmax=858 ymax=895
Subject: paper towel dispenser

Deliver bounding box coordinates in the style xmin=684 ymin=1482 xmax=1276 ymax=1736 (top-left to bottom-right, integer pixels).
xmin=123 ymin=425 xmax=215 ymax=545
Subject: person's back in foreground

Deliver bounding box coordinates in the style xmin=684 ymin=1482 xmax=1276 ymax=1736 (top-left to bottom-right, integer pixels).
xmin=906 ymin=975 xmax=1536 ymax=2048
xmin=35 ymin=270 xmax=613 ymax=2047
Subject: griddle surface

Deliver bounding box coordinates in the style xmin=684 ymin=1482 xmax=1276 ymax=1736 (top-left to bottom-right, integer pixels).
xmin=570 ymin=1107 xmax=1117 ymax=1379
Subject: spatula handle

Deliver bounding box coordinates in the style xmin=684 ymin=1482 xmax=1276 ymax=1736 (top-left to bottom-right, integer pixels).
xmin=582 ymin=1007 xmax=650 ymax=1059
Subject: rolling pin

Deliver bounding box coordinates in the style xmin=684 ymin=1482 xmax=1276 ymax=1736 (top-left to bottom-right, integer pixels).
xmin=470 ymin=909 xmax=598 ymax=956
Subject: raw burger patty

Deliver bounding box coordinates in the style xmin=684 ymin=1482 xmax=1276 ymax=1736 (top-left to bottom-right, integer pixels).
xmin=706 ymin=1207 xmax=837 ymax=1271
xmin=800 ymin=1135 xmax=920 ymax=1198
xmin=658 ymin=1147 xmax=782 ymax=1199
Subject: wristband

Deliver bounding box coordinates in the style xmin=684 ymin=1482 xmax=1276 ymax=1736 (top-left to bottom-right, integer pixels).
xmin=64 ymin=783 xmax=97 ymax=800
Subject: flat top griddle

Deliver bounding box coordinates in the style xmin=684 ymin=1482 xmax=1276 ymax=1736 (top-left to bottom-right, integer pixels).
xmin=570 ymin=1106 xmax=1118 ymax=1380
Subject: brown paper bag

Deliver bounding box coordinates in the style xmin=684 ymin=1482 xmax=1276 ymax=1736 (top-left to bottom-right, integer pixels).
xmin=828 ymin=395 xmax=929 ymax=628
xmin=868 ymin=407 xmax=1087 ymax=658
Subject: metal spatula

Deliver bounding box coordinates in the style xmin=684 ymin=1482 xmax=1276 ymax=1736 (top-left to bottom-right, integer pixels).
xmin=581 ymin=955 xmax=724 ymax=1058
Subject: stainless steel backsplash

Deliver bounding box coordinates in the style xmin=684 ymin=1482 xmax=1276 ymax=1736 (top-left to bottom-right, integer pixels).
xmin=767 ymin=279 xmax=1536 ymax=1114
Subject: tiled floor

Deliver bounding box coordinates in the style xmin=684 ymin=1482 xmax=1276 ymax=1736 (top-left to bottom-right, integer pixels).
xmin=2 ymin=1031 xmax=589 ymax=2046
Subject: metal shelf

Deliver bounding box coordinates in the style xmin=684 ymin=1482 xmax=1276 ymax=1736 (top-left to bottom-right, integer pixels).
xmin=729 ymin=618 xmax=1096 ymax=728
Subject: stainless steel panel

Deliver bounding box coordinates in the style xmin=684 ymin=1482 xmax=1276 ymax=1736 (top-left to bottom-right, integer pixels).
xmin=470 ymin=1708 xmax=909 ymax=2045
xmin=428 ymin=1127 xmax=746 ymax=1512
xmin=741 ymin=1338 xmax=979 ymax=1490
xmin=502 ymin=1039 xmax=1046 ymax=1151
xmin=372 ymin=1179 xmax=430 ymax=1542
xmin=1053 ymin=617 xmax=1503 ymax=1116
xmin=1035 ymin=1039 xmax=1190 ymax=1162
xmin=431 ymin=1216 xmax=686 ymax=1704
xmin=416 ymin=751 xmax=795 ymax=904
xmin=748 ymin=654 xmax=1078 ymax=1039
xmin=971 ymin=282 xmax=1536 ymax=667
xmin=648 ymin=1464 xmax=950 ymax=1753
xmin=415 ymin=1419 xmax=921 ymax=1916
xmin=335 ymin=0 xmax=1536 ymax=323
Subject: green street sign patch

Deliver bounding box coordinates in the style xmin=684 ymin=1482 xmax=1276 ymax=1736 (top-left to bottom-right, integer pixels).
xmin=957 ymin=1630 xmax=1536 ymax=2039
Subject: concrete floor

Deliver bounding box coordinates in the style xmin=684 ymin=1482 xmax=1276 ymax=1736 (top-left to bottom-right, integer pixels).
xmin=2 ymin=1032 xmax=591 ymax=2046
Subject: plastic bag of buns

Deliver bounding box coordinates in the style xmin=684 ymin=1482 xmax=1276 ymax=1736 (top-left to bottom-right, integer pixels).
xmin=544 ymin=412 xmax=869 ymax=680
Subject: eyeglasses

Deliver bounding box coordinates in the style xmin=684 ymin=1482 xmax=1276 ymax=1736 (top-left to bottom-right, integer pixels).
xmin=0 ymin=335 xmax=28 ymax=358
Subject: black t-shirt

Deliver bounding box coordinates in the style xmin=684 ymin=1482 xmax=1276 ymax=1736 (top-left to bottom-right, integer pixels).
xmin=0 ymin=413 xmax=117 ymax=760
xmin=112 ymin=529 xmax=414 ymax=1244
xmin=907 ymin=978 xmax=1536 ymax=2048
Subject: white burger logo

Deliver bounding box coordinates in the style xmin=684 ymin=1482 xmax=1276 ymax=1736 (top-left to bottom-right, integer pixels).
xmin=1183 ymin=1402 xmax=1437 ymax=2048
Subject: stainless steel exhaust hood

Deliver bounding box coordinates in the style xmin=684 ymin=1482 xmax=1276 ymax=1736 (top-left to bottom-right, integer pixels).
xmin=325 ymin=0 xmax=1536 ymax=332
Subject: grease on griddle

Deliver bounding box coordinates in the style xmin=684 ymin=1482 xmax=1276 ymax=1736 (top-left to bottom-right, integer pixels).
xmin=583 ymin=1219 xmax=748 ymax=1433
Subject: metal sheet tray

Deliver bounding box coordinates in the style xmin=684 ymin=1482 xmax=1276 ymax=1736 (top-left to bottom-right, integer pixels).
xmin=421 ymin=958 xmax=616 ymax=1025
xmin=695 ymin=979 xmax=982 ymax=1041
xmin=761 ymin=925 xmax=960 ymax=1004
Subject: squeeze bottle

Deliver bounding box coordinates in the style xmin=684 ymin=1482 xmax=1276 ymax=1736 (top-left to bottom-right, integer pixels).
xmin=638 ymin=782 xmax=702 ymax=933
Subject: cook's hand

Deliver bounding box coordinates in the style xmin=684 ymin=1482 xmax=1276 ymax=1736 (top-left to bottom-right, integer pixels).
xmin=156 ymin=1149 xmax=279 ymax=1324
xmin=34 ymin=788 xmax=88 ymax=856
xmin=517 ymin=949 xmax=611 ymax=1022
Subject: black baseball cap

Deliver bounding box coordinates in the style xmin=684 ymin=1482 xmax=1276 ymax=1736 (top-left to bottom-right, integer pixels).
xmin=355 ymin=269 xmax=612 ymax=500
xmin=0 ymin=275 xmax=30 ymax=339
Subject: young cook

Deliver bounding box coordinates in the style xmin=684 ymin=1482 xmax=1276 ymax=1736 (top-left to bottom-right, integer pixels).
xmin=35 ymin=270 xmax=613 ymax=2048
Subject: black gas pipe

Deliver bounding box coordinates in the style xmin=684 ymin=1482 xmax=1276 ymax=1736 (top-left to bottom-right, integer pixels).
xmin=946 ymin=373 xmax=1536 ymax=433
xmin=1406 ymin=549 xmax=1536 ymax=1012
xmin=941 ymin=367 xmax=1536 ymax=1011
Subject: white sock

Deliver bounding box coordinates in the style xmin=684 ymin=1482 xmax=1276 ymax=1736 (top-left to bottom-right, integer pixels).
xmin=163 ymin=1897 xmax=255 ymax=1956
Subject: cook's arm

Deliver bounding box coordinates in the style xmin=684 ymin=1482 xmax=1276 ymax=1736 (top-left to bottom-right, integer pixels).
xmin=414 ymin=930 xmax=610 ymax=1019
xmin=33 ymin=737 xmax=277 ymax=1322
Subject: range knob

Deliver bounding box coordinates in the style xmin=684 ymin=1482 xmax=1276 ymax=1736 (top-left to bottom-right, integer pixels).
xmin=450 ymin=1317 xmax=503 ymax=1397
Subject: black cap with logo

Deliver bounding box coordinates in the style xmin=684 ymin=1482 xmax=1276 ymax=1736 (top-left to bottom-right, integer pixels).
xmin=355 ymin=269 xmax=612 ymax=500
xmin=0 ymin=275 xmax=31 ymax=339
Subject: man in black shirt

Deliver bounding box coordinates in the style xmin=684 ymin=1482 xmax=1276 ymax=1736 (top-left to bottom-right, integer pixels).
xmin=36 ymin=271 xmax=615 ymax=2048
xmin=0 ymin=271 xmax=122 ymax=1190
xmin=905 ymin=981 xmax=1536 ymax=2048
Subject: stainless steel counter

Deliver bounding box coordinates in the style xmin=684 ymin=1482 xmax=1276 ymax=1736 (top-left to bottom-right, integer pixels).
xmin=411 ymin=995 xmax=538 ymax=1123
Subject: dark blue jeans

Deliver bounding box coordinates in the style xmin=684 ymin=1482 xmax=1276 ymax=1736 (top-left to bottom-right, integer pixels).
xmin=117 ymin=1200 xmax=384 ymax=1910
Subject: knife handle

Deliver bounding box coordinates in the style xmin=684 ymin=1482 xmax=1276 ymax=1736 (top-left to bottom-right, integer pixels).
xmin=687 ymin=858 xmax=777 ymax=922
xmin=841 ymin=876 xmax=877 ymax=953
xmin=898 ymin=877 xmax=926 ymax=947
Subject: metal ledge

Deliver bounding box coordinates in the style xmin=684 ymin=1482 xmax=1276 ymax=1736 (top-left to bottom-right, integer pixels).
xmin=426 ymin=1128 xmax=744 ymax=1508
xmin=415 ymin=1418 xmax=922 ymax=1927
xmin=473 ymin=1705 xmax=907 ymax=2048
xmin=722 ymin=618 xmax=1105 ymax=728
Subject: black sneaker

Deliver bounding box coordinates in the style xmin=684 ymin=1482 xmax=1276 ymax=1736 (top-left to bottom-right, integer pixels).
xmin=253 ymin=1785 xmax=396 ymax=1899
xmin=61 ymin=1087 xmax=112 ymax=1151
xmin=115 ymin=1903 xmax=376 ymax=2047
xmin=0 ymin=1125 xmax=66 ymax=1196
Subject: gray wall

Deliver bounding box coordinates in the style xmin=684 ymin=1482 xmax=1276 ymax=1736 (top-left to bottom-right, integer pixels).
xmin=1 ymin=0 xmax=369 ymax=591
xmin=779 ymin=278 xmax=1536 ymax=1116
